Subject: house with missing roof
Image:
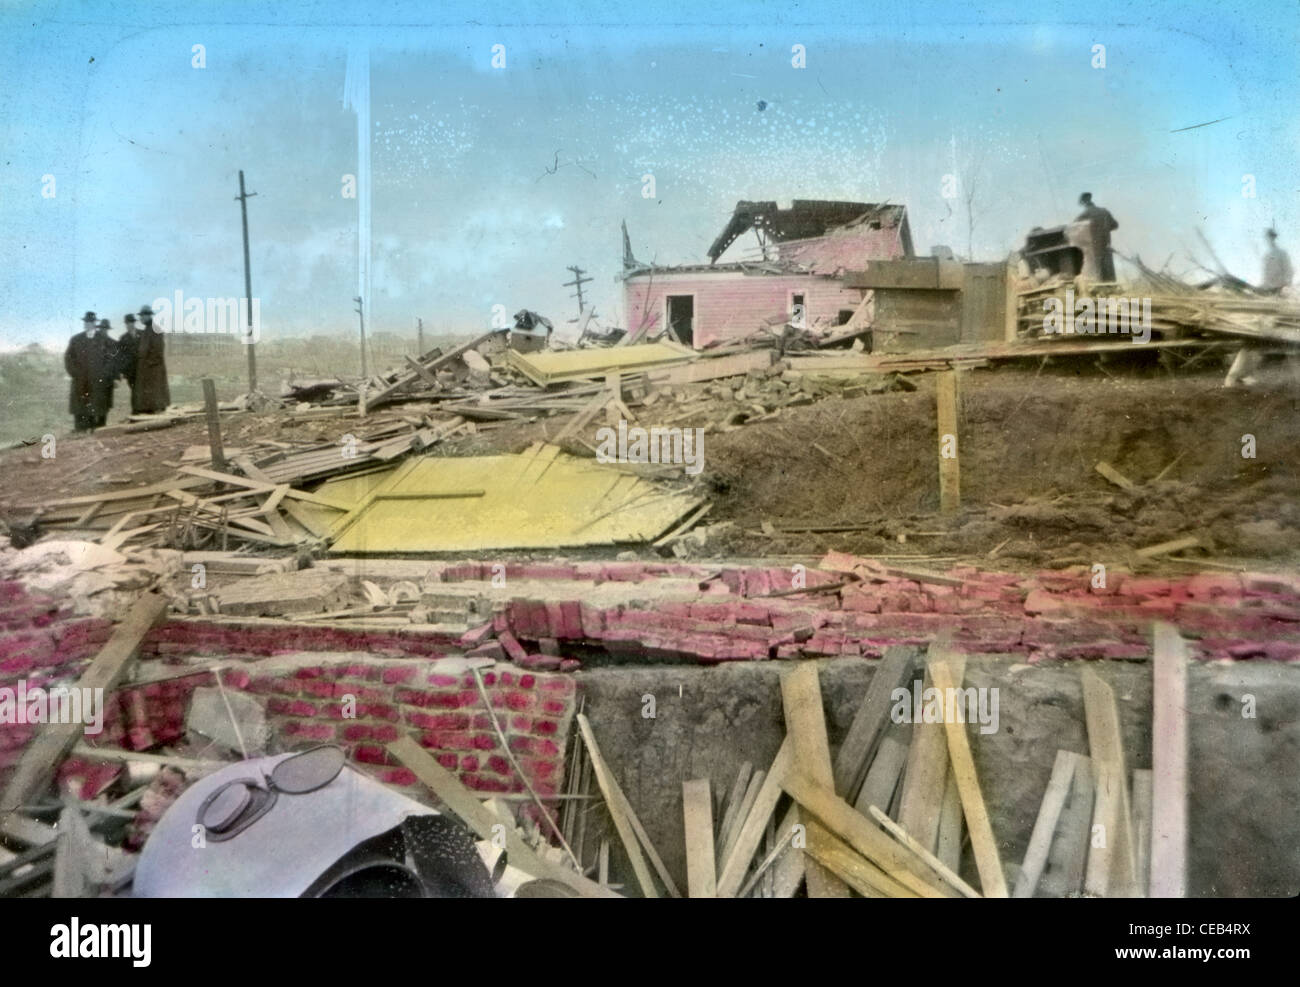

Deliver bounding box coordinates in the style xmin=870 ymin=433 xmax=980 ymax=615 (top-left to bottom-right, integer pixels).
xmin=620 ymin=200 xmax=913 ymax=349
xmin=620 ymin=199 xmax=1014 ymax=351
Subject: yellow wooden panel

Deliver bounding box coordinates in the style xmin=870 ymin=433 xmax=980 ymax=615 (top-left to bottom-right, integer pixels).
xmin=326 ymin=448 xmax=702 ymax=553
xmin=508 ymin=341 xmax=697 ymax=385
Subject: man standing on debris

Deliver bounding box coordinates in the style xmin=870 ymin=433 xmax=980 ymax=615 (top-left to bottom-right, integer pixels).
xmin=116 ymin=312 xmax=140 ymax=409
xmin=1224 ymin=229 xmax=1294 ymax=387
xmin=132 ymin=304 xmax=171 ymax=414
xmin=64 ymin=312 xmax=101 ymax=431
xmin=1075 ymin=192 xmax=1120 ymax=282
xmin=89 ymin=318 xmax=119 ymax=428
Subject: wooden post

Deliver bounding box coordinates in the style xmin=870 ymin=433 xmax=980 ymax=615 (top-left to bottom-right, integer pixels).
xmin=1150 ymin=623 xmax=1188 ymax=897
xmin=201 ymin=378 xmax=225 ymax=471
xmin=235 ymin=170 xmax=258 ymax=395
xmin=937 ymin=369 xmax=960 ymax=514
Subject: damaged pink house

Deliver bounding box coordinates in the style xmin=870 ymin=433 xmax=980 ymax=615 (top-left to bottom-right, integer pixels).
xmin=620 ymin=199 xmax=914 ymax=348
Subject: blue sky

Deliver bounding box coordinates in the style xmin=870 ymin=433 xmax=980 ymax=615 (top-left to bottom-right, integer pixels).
xmin=1 ymin=0 xmax=1297 ymax=349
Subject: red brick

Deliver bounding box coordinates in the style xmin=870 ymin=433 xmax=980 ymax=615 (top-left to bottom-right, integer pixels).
xmin=341 ymin=724 xmax=374 ymax=742
xmin=353 ymin=745 xmax=388 ymax=765
xmin=459 ymin=755 xmax=479 ymax=772
xmin=377 ymin=768 xmax=416 ymax=786
xmin=436 ymin=753 xmax=458 ymax=770
xmin=283 ymin=722 xmax=335 ymax=741
xmin=471 ymin=733 xmax=496 ymax=751
xmin=486 ymin=754 xmax=511 ymax=776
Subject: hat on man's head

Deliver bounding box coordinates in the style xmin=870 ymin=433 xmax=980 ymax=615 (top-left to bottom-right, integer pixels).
xmin=1079 ymin=192 xmax=1093 ymax=204
xmin=138 ymin=304 xmax=155 ymax=317
xmin=82 ymin=311 xmax=96 ymax=323
xmin=124 ymin=313 xmax=137 ymax=324
xmin=97 ymin=319 xmax=111 ymax=330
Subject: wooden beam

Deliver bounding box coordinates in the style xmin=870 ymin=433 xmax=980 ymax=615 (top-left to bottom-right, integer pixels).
xmin=386 ymin=736 xmax=618 ymax=898
xmin=1095 ymin=461 xmax=1138 ymax=492
xmin=832 ymin=645 xmax=916 ymax=800
xmin=779 ymin=769 xmax=954 ymax=898
xmin=682 ymin=779 xmax=716 ymax=898
xmin=714 ymin=761 xmax=752 ymax=849
xmin=936 ymin=369 xmax=960 ymax=514
xmin=780 ymin=663 xmax=850 ymax=898
xmin=1132 ymin=768 xmax=1154 ymax=898
xmin=1080 ymin=668 xmax=1139 ymax=897
xmin=201 ymin=378 xmax=226 ymax=471
xmin=0 ymin=592 xmax=169 ymax=822
xmin=716 ymin=739 xmax=791 ymax=898
xmin=1013 ymin=749 xmax=1081 ymax=898
xmin=928 ymin=657 xmax=1009 ymax=897
xmin=897 ymin=648 xmax=964 ymax=851
xmin=1150 ymin=622 xmax=1188 ymax=897
xmin=866 ymin=804 xmax=981 ymax=898
xmin=576 ymin=714 xmax=679 ymax=898
xmin=1039 ymin=753 xmax=1094 ymax=898
xmin=802 ymin=825 xmax=913 ymax=898
xmin=717 ymin=770 xmax=764 ymax=871
xmin=854 ymin=734 xmax=909 ymax=820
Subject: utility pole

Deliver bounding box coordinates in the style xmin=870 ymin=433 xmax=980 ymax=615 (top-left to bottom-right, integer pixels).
xmin=235 ymin=170 xmax=258 ymax=395
xmin=354 ymin=296 xmax=368 ymax=378
xmin=562 ymin=265 xmax=593 ymax=318
xmin=417 ymin=317 xmax=425 ymax=357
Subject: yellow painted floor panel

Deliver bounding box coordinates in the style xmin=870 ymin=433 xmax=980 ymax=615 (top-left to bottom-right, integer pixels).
xmin=507 ymin=341 xmax=697 ymax=385
xmin=323 ymin=445 xmax=702 ymax=553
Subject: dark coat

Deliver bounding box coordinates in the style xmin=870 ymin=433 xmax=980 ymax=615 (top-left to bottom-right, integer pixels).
xmin=116 ymin=328 xmax=140 ymax=388
xmin=64 ymin=330 xmax=115 ymax=420
xmin=133 ymin=325 xmax=171 ymax=413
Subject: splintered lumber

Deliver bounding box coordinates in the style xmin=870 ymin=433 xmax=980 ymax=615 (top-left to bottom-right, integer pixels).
xmin=867 ymin=804 xmax=981 ymax=898
xmin=715 ymin=739 xmax=791 ymax=898
xmin=833 ymin=644 xmax=917 ymax=801
xmin=1039 ymin=753 xmax=1094 ymax=898
xmin=928 ymin=657 xmax=1009 ymax=897
xmin=801 ymin=825 xmax=912 ymax=898
xmin=1013 ymin=749 xmax=1083 ymax=898
xmin=576 ymin=714 xmax=679 ymax=898
xmin=0 ymin=592 xmax=168 ymax=822
xmin=1150 ymin=622 xmax=1188 ymax=898
xmin=1080 ymin=668 xmax=1139 ymax=897
xmin=386 ymin=736 xmax=618 ymax=898
xmin=364 ymin=330 xmax=504 ymax=412
xmin=936 ymin=369 xmax=960 ymax=514
xmin=780 ymin=664 xmax=850 ymax=898
xmin=779 ymin=770 xmax=954 ymax=898
xmin=714 ymin=761 xmax=753 ymax=848
xmin=717 ymin=770 xmax=764 ymax=870
xmin=1095 ymin=461 xmax=1138 ymax=492
xmin=681 ymin=779 xmax=717 ymax=898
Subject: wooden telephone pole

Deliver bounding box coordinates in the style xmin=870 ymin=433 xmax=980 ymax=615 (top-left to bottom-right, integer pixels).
xmin=562 ymin=265 xmax=593 ymax=318
xmin=417 ymin=317 xmax=425 ymax=357
xmin=235 ymin=170 xmax=258 ymax=394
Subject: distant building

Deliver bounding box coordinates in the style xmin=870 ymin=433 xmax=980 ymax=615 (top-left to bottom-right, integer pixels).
xmin=620 ymin=200 xmax=914 ymax=348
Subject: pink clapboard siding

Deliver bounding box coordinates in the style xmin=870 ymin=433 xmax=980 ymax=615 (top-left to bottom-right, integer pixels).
xmin=623 ymin=272 xmax=864 ymax=348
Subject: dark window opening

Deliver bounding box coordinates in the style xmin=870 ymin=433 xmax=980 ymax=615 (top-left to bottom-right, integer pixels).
xmin=666 ymin=295 xmax=694 ymax=346
xmin=837 ymin=309 xmax=856 ymax=325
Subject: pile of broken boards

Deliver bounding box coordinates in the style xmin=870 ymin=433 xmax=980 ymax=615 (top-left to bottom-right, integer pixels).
xmin=606 ymin=634 xmax=1183 ymax=898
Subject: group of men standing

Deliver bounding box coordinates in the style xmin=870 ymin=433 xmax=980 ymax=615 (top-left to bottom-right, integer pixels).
xmin=64 ymin=306 xmax=171 ymax=431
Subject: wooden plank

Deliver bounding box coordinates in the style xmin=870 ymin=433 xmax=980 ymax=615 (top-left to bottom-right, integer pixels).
xmin=928 ymin=657 xmax=1009 ymax=897
xmin=715 ymin=739 xmax=791 ymax=898
xmin=1150 ymin=622 xmax=1188 ymax=898
xmin=717 ymin=770 xmax=764 ymax=870
xmin=1080 ymin=668 xmax=1139 ymax=897
xmin=779 ymin=769 xmax=954 ymax=898
xmin=1136 ymin=536 xmax=1200 ymax=559
xmin=1039 ymin=753 xmax=1095 ymax=898
xmin=897 ymin=648 xmax=964 ymax=851
xmin=780 ymin=663 xmax=850 ymax=898
xmin=1132 ymin=768 xmax=1154 ymax=898
xmin=802 ymin=826 xmax=913 ymax=898
xmin=176 ymin=465 xmax=277 ymax=493
xmin=866 ymin=804 xmax=981 ymax=898
xmin=832 ymin=644 xmax=917 ymax=800
xmin=714 ymin=761 xmax=752 ymax=847
xmin=0 ymin=593 xmax=169 ymax=822
xmin=1013 ymin=749 xmax=1080 ymax=898
xmin=935 ymin=770 xmax=964 ymax=873
xmin=202 ymin=378 xmax=225 ymax=471
xmin=854 ymin=734 xmax=909 ymax=820
xmin=937 ymin=369 xmax=960 ymax=514
xmin=575 ymin=714 xmax=670 ymax=898
xmin=1095 ymin=461 xmax=1137 ymax=492
xmin=681 ymin=779 xmax=716 ymax=898
xmin=385 ymin=736 xmax=619 ymax=898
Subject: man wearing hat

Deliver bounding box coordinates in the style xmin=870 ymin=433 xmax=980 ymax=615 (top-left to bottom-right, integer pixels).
xmin=89 ymin=318 xmax=118 ymax=427
xmin=132 ymin=304 xmax=171 ymax=414
xmin=1075 ymin=192 xmax=1120 ymax=282
xmin=116 ymin=312 xmax=141 ymax=409
xmin=63 ymin=312 xmax=101 ymax=431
